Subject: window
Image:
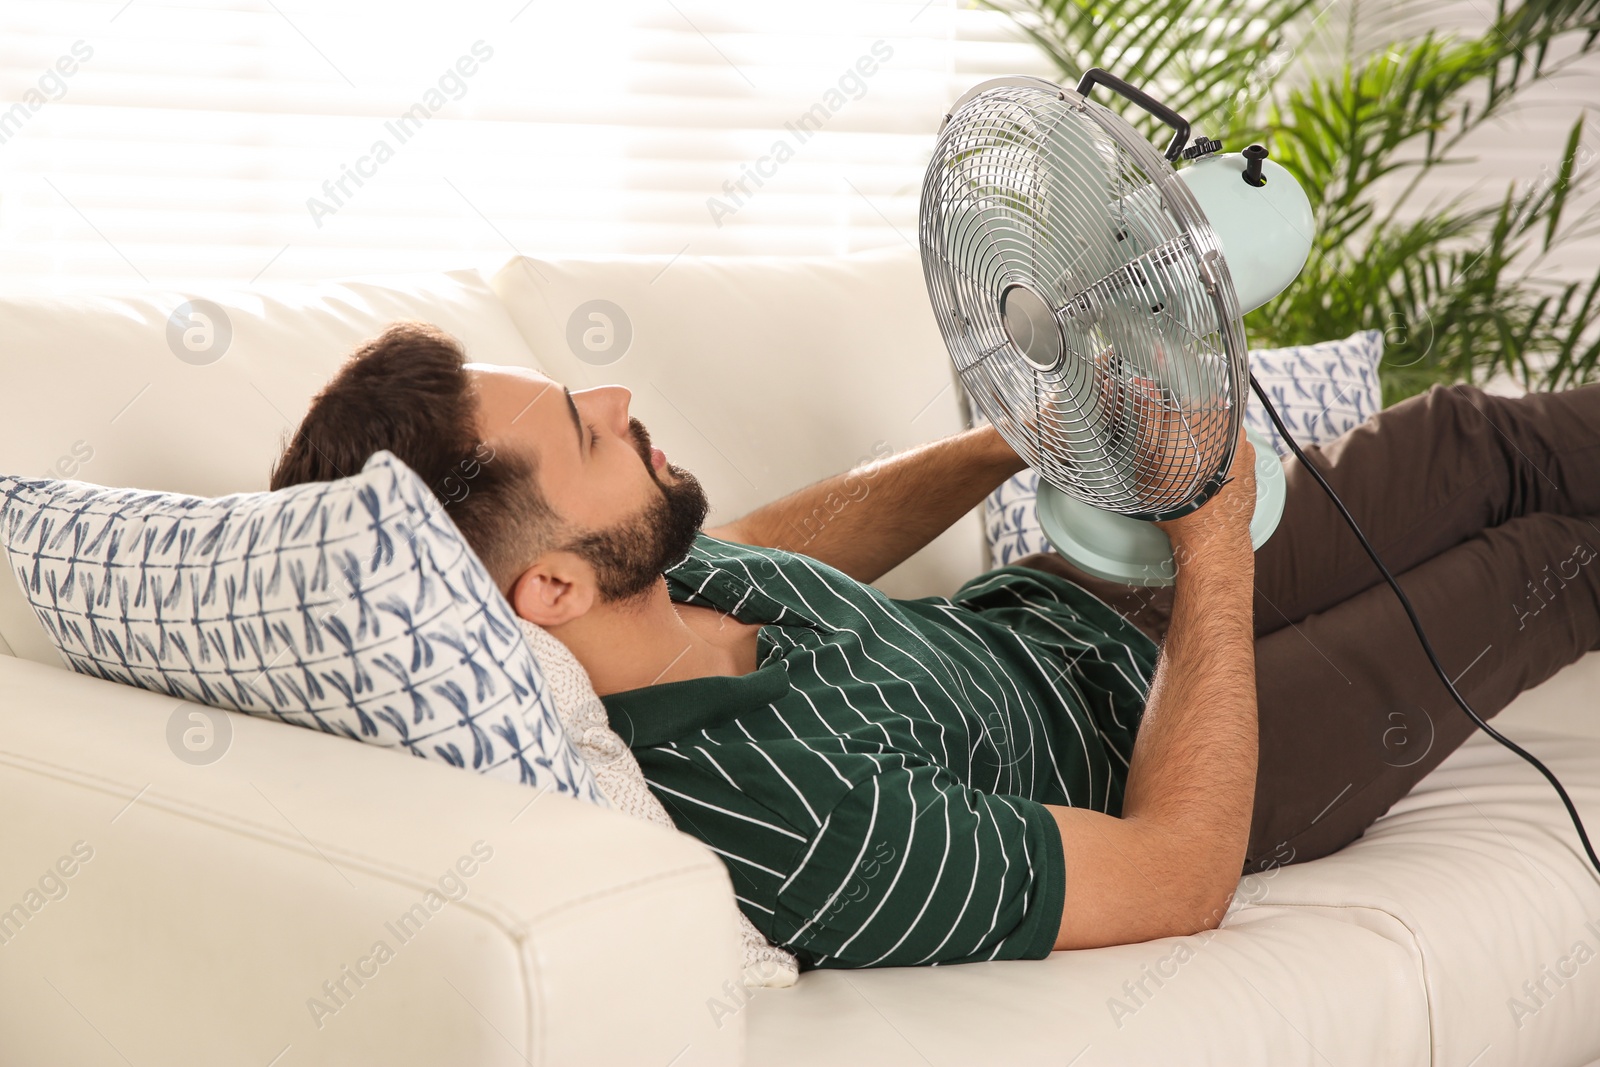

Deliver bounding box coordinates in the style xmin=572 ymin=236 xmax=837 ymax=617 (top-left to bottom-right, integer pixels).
xmin=0 ymin=0 xmax=1054 ymax=291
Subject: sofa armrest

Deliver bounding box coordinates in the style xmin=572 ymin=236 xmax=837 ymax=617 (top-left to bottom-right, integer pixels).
xmin=0 ymin=654 xmax=743 ymax=1067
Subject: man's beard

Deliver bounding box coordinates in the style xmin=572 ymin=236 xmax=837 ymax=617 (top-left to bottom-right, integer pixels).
xmin=564 ymin=417 xmax=709 ymax=603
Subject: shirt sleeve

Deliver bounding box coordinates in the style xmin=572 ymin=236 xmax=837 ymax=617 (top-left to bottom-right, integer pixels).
xmin=638 ymin=745 xmax=1064 ymax=969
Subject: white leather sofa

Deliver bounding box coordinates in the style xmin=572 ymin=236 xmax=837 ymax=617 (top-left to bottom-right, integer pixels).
xmin=2 ymin=248 xmax=1598 ymax=1067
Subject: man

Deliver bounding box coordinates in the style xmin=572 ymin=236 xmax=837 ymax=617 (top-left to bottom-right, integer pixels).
xmin=271 ymin=321 xmax=1600 ymax=968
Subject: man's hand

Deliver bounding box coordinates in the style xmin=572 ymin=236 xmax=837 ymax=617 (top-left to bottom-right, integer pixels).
xmin=1154 ymin=422 xmax=1258 ymax=563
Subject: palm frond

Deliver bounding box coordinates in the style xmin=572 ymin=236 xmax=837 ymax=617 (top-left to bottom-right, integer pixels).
xmin=988 ymin=0 xmax=1600 ymax=403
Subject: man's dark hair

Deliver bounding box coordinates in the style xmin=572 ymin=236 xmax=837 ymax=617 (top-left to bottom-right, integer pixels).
xmin=269 ymin=321 xmax=556 ymax=593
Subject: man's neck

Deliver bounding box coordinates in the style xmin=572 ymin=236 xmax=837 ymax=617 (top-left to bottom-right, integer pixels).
xmin=551 ymin=578 xmax=760 ymax=698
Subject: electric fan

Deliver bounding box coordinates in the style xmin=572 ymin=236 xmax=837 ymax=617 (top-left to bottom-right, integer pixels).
xmin=919 ymin=70 xmax=1313 ymax=586
xmin=917 ymin=69 xmax=1600 ymax=878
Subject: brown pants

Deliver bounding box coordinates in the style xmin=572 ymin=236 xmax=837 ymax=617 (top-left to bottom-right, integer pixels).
xmin=1019 ymin=381 xmax=1600 ymax=872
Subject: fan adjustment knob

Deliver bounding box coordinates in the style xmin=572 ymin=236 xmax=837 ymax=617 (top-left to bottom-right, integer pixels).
xmin=1242 ymin=144 xmax=1269 ymax=187
xmin=1180 ymin=137 xmax=1222 ymax=160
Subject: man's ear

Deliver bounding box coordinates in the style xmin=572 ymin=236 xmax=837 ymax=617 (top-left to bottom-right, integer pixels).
xmin=509 ymin=551 xmax=598 ymax=628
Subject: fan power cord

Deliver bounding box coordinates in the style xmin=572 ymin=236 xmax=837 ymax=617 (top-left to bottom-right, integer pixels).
xmin=1247 ymin=372 xmax=1600 ymax=880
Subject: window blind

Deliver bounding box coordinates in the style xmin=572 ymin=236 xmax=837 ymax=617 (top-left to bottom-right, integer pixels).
xmin=0 ymin=0 xmax=1054 ymax=291
xmin=5 ymin=0 xmax=1587 ymax=295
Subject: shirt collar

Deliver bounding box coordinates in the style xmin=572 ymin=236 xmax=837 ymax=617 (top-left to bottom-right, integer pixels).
xmin=601 ymin=650 xmax=789 ymax=747
xmin=597 ymin=534 xmax=803 ymax=747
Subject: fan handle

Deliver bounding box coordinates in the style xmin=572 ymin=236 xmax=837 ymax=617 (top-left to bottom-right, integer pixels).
xmin=1074 ymin=68 xmax=1191 ymax=162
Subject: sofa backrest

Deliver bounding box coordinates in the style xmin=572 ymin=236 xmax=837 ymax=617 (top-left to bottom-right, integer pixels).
xmin=488 ymin=246 xmax=980 ymax=598
xmin=0 ymin=250 xmax=980 ymax=666
xmin=0 ymin=269 xmax=543 ymax=665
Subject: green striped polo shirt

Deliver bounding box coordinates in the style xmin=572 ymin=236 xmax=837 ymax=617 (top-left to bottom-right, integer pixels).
xmin=601 ymin=533 xmax=1159 ymax=969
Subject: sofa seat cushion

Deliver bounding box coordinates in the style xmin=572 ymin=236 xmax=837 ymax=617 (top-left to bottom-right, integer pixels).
xmin=747 ymin=651 xmax=1600 ymax=1067
xmin=1248 ymin=649 xmax=1600 ymax=1067
xmin=744 ymin=899 xmax=1429 ymax=1065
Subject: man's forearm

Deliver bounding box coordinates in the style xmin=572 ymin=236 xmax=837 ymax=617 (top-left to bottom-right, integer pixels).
xmin=1043 ymin=428 xmax=1260 ymax=951
xmin=1122 ymin=540 xmax=1259 ymax=921
xmin=722 ymin=424 xmax=1027 ymax=583
xmin=1045 ymin=540 xmax=1259 ymax=950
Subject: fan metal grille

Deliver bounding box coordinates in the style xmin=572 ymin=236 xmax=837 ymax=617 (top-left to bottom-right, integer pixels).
xmin=919 ymin=79 xmax=1249 ymax=519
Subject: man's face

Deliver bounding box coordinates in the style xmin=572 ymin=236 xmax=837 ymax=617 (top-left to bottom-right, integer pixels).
xmin=466 ymin=364 xmax=708 ymax=602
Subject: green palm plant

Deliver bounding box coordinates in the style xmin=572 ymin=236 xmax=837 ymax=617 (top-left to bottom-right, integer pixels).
xmin=982 ymin=0 xmax=1600 ymax=404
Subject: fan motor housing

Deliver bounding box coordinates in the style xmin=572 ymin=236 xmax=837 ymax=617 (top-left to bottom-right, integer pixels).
xmin=999 ymin=284 xmax=1065 ymax=373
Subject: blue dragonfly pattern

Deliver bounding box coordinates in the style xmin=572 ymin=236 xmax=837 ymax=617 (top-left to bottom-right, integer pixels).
xmin=0 ymin=450 xmax=606 ymax=807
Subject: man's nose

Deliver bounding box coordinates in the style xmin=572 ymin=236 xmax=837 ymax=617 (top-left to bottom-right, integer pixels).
xmin=579 ymin=385 xmax=633 ymax=435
